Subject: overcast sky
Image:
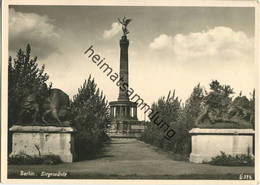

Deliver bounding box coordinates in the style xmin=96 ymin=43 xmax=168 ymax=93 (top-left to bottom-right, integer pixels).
xmin=9 ymin=6 xmax=255 ymax=120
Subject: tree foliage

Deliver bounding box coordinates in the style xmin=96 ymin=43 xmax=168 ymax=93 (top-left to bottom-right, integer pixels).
xmin=184 ymin=84 xmax=205 ymax=129
xmin=71 ymin=75 xmax=110 ymax=160
xmin=8 ymin=44 xmax=51 ymax=126
xmin=206 ymin=80 xmax=234 ymax=115
xmin=249 ymin=89 xmax=255 ymax=128
xmin=141 ymin=90 xmax=182 ymax=151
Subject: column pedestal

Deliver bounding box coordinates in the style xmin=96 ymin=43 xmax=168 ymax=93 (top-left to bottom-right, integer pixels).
xmin=189 ymin=128 xmax=254 ymax=163
xmin=9 ymin=125 xmax=76 ymax=162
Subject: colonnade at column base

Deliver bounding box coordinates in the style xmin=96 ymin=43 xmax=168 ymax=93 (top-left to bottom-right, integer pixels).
xmin=107 ymin=120 xmax=146 ymax=138
xmin=108 ymin=100 xmax=145 ymax=138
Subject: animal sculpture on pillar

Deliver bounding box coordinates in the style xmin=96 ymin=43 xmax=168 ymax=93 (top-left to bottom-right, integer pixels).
xmin=18 ymin=84 xmax=71 ymax=126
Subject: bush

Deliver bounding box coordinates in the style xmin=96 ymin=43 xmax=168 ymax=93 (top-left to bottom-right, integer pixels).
xmin=207 ymin=152 xmax=254 ymax=166
xmin=8 ymin=154 xmax=62 ymax=165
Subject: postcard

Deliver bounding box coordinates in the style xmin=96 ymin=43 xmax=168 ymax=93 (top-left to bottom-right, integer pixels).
xmin=1 ymin=0 xmax=259 ymax=184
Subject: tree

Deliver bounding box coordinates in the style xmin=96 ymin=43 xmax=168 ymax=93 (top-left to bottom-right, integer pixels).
xmin=197 ymin=80 xmax=234 ymax=123
xmin=170 ymin=84 xmax=205 ymax=154
xmin=71 ymin=75 xmax=110 ymax=160
xmin=183 ymin=84 xmax=205 ymax=129
xmin=141 ymin=90 xmax=182 ymax=151
xmin=230 ymin=90 xmax=255 ymax=127
xmin=209 ymin=80 xmax=222 ymax=93
xmin=249 ymin=89 xmax=255 ymax=128
xmin=208 ymin=80 xmax=234 ymax=111
xmin=8 ymin=44 xmax=50 ymax=126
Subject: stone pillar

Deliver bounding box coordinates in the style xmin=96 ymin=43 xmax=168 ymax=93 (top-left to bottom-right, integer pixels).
xmin=118 ymin=36 xmax=129 ymax=101
xmin=120 ymin=106 xmax=123 ymax=117
xmin=134 ymin=107 xmax=137 ymax=119
xmin=127 ymin=123 xmax=131 ymax=133
xmin=126 ymin=107 xmax=130 ymax=117
xmin=113 ymin=107 xmax=115 ymax=117
xmin=122 ymin=107 xmax=125 ymax=117
xmin=125 ymin=107 xmax=127 ymax=117
xmin=116 ymin=106 xmax=119 ymax=117
xmin=110 ymin=106 xmax=114 ymax=117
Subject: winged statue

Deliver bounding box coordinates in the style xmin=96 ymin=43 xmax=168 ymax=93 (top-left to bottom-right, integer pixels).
xmin=118 ymin=16 xmax=132 ymax=36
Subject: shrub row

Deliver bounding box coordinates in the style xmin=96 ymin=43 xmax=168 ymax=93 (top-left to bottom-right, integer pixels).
xmin=207 ymin=152 xmax=254 ymax=166
xmin=9 ymin=154 xmax=62 ymax=165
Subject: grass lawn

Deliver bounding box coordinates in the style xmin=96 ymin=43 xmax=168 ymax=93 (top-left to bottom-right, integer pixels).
xmin=8 ymin=138 xmax=254 ymax=180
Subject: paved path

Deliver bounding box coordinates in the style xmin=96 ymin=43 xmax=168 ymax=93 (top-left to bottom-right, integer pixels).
xmin=9 ymin=138 xmax=254 ymax=178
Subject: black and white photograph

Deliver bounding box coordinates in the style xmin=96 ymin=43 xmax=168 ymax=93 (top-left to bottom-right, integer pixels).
xmin=1 ymin=0 xmax=259 ymax=183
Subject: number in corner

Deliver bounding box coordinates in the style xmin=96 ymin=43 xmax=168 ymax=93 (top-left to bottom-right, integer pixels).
xmin=239 ymin=173 xmax=254 ymax=180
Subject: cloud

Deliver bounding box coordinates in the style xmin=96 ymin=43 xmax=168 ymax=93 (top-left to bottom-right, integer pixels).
xmin=9 ymin=8 xmax=60 ymax=58
xmin=103 ymin=22 xmax=121 ymax=39
xmin=149 ymin=26 xmax=253 ymax=64
xmin=149 ymin=34 xmax=173 ymax=50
